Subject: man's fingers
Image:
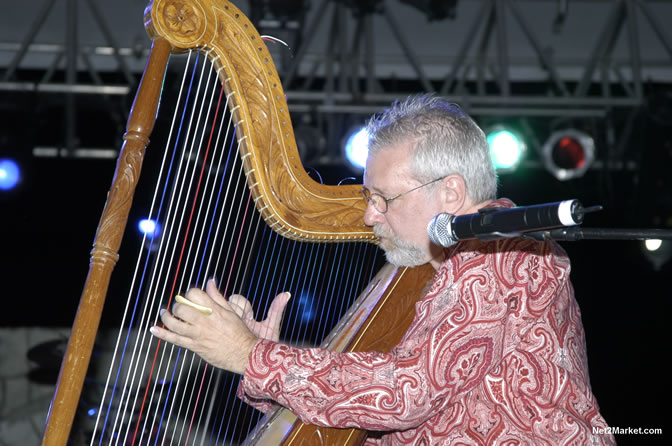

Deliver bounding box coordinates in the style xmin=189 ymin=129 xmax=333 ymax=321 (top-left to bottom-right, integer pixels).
xmin=160 ymin=309 xmax=193 ymax=336
xmin=265 ymin=292 xmax=291 ymax=337
xmin=268 ymin=292 xmax=291 ymax=318
xmin=172 ymin=300 xmax=206 ymax=323
xmin=229 ymin=294 xmax=254 ymax=320
xmin=185 ymin=287 xmax=213 ymax=307
xmin=150 ymin=325 xmax=190 ymax=349
xmin=205 ymin=278 xmax=228 ymax=306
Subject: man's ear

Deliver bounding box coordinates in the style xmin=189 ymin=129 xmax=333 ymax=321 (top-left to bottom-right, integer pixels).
xmin=440 ymin=174 xmax=467 ymax=214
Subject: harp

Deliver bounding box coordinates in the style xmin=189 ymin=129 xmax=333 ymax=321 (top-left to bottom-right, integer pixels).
xmin=42 ymin=0 xmax=434 ymax=444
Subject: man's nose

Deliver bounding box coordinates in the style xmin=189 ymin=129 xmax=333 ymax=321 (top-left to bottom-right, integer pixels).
xmin=363 ymin=202 xmax=385 ymax=227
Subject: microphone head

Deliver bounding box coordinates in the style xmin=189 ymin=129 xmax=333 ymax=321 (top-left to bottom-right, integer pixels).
xmin=427 ymin=213 xmax=457 ymax=248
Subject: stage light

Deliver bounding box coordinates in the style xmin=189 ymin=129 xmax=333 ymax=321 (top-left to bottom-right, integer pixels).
xmin=645 ymin=239 xmax=663 ymax=252
xmin=0 ymin=158 xmax=21 ymax=191
xmin=486 ymin=127 xmax=526 ymax=172
xmin=641 ymin=239 xmax=671 ymax=271
xmin=343 ymin=127 xmax=369 ymax=171
xmin=541 ymin=129 xmax=595 ymax=181
xmin=138 ymin=218 xmax=159 ymax=237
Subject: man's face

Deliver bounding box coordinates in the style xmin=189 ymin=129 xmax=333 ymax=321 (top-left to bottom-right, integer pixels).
xmin=363 ymin=141 xmax=444 ymax=267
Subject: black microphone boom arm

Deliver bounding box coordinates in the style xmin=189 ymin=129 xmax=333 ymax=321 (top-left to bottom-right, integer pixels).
xmin=522 ymin=227 xmax=672 ymax=242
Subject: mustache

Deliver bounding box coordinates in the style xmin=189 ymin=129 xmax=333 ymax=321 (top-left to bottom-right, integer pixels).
xmin=373 ymin=225 xmax=391 ymax=239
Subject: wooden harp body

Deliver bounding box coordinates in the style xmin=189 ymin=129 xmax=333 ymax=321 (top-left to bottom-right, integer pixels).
xmin=42 ymin=1 xmax=434 ymax=444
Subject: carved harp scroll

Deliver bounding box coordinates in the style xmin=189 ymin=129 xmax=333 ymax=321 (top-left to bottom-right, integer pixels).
xmin=144 ymin=0 xmax=376 ymax=242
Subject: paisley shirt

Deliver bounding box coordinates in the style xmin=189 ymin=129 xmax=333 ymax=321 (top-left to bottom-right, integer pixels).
xmin=241 ymin=199 xmax=615 ymax=445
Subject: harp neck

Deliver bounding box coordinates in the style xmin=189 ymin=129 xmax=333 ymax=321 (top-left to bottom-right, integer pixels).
xmin=145 ymin=0 xmax=376 ymax=242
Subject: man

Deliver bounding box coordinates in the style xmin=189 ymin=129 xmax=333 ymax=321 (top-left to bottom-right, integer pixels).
xmin=151 ymin=94 xmax=615 ymax=445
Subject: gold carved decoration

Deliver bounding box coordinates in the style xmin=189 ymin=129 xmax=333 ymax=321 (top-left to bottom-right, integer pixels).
xmin=147 ymin=0 xmax=377 ymax=242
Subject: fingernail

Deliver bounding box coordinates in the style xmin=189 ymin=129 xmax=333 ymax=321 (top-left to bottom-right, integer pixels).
xmin=149 ymin=327 xmax=156 ymax=335
xmin=160 ymin=308 xmax=166 ymax=316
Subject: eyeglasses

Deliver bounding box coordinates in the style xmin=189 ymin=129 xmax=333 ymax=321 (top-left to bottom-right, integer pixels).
xmin=361 ymin=176 xmax=445 ymax=214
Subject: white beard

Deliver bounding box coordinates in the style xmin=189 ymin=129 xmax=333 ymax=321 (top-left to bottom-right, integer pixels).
xmin=374 ymin=226 xmax=428 ymax=267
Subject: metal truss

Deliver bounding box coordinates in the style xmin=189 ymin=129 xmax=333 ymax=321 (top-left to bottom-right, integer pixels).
xmin=0 ymin=0 xmax=136 ymax=155
xmin=0 ymin=0 xmax=670 ymax=157
xmin=253 ymin=0 xmax=672 ymax=171
xmin=1 ymin=0 xmax=136 ymax=92
xmin=265 ymin=0 xmax=672 ymax=118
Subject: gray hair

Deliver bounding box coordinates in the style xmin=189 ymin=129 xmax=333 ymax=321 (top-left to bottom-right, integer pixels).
xmin=365 ymin=94 xmax=497 ymax=203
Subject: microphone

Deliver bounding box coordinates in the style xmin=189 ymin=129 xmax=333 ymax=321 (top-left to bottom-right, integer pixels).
xmin=427 ymin=199 xmax=585 ymax=247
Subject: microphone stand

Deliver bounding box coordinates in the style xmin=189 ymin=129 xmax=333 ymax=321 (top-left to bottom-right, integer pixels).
xmin=522 ymin=227 xmax=672 ymax=242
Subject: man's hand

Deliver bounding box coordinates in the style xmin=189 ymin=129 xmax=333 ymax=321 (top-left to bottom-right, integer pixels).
xmin=150 ymin=279 xmax=259 ymax=375
xmin=228 ymin=292 xmax=291 ymax=341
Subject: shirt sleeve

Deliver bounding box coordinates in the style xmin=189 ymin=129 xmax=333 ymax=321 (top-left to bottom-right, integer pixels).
xmin=240 ymin=238 xmax=569 ymax=432
xmin=236 ymin=365 xmax=277 ymax=414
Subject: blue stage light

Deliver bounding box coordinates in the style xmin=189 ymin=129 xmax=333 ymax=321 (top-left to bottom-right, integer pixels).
xmin=343 ymin=127 xmax=369 ymax=171
xmin=0 ymin=158 xmax=21 ymax=191
xmin=138 ymin=218 xmax=159 ymax=237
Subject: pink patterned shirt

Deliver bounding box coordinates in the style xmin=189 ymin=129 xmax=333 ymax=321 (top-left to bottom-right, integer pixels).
xmin=241 ymin=200 xmax=615 ymax=445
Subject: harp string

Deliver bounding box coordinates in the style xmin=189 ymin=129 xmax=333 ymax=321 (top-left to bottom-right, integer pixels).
xmin=158 ymin=52 xmax=287 ymax=444
xmin=322 ymin=244 xmax=355 ymax=344
xmin=91 ymin=50 xmax=200 ymax=445
xmin=123 ymin=50 xmax=227 ymax=445
xmin=131 ymin=51 xmax=221 ymax=445
xmin=228 ymin=225 xmax=302 ymax=441
xmin=155 ymin=54 xmax=249 ymax=446
xmin=86 ymin=48 xmax=211 ymax=442
xmin=195 ymin=116 xmax=245 ymax=289
xmin=89 ymin=46 xmax=384 ymax=445
xmin=159 ymin=53 xmax=233 ymax=446
xmin=223 ymin=228 xmax=281 ymax=441
xmin=201 ymin=151 xmax=275 ymax=443
xmin=179 ymin=63 xmax=228 ymax=291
